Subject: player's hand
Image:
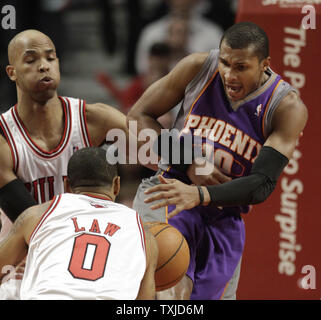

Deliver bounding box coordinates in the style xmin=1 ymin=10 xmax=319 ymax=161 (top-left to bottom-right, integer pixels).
xmin=187 ymin=159 xmax=232 ymax=186
xmin=144 ymin=175 xmax=205 ymax=219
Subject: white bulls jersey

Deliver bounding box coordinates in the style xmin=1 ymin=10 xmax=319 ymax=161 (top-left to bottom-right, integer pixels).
xmin=20 ymin=193 xmax=146 ymax=300
xmin=0 ymin=97 xmax=92 ymax=203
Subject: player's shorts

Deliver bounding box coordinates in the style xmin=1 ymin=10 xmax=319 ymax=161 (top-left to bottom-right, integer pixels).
xmin=132 ymin=171 xmax=245 ymax=300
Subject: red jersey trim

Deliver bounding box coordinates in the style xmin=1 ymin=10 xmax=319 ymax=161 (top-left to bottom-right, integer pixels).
xmin=83 ymin=193 xmax=113 ymax=201
xmin=136 ymin=212 xmax=146 ymax=257
xmin=12 ymin=97 xmax=72 ymax=158
xmin=29 ymin=194 xmax=62 ymax=243
xmin=79 ymin=99 xmax=93 ymax=147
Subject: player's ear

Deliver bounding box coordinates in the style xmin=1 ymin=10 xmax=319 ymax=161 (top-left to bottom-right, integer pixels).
xmin=262 ymin=56 xmax=271 ymax=71
xmin=113 ymin=176 xmax=120 ymax=197
xmin=6 ymin=65 xmax=17 ymax=81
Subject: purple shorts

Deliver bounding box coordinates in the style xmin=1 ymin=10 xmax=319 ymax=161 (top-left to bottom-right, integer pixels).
xmin=168 ymin=204 xmax=245 ymax=300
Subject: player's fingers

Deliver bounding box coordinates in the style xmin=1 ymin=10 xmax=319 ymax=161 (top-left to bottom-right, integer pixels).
xmin=150 ymin=200 xmax=168 ymax=210
xmin=168 ymin=206 xmax=182 ymax=219
xmin=144 ymin=191 xmax=172 ymax=203
xmin=158 ymin=175 xmax=177 ymax=185
xmin=158 ymin=175 xmax=169 ymax=184
xmin=149 ymin=196 xmax=180 ymax=210
xmin=144 ymin=183 xmax=171 ymax=195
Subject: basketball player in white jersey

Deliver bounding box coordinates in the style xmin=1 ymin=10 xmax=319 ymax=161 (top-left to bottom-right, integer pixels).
xmin=0 ymin=147 xmax=158 ymax=300
xmin=0 ymin=29 xmax=145 ymax=298
xmin=0 ymin=29 xmax=138 ymax=222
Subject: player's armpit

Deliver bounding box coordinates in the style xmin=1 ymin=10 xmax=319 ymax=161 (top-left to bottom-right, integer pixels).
xmin=136 ymin=226 xmax=158 ymax=300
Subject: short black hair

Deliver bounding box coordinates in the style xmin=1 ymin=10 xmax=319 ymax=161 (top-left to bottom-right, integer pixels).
xmin=219 ymin=22 xmax=269 ymax=61
xmin=67 ymin=147 xmax=118 ymax=188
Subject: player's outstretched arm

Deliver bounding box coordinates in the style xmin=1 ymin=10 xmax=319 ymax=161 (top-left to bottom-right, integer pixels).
xmin=85 ymin=102 xmax=158 ymax=170
xmin=136 ymin=226 xmax=158 ymax=300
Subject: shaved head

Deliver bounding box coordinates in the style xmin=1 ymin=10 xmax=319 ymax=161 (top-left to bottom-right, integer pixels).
xmin=6 ymin=29 xmax=60 ymax=103
xmin=8 ymin=29 xmax=55 ymax=65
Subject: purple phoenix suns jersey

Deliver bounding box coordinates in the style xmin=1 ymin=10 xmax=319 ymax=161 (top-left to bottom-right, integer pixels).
xmin=160 ymin=49 xmax=296 ymax=215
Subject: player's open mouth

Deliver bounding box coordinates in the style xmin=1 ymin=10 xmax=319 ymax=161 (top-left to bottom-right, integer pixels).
xmin=225 ymin=84 xmax=242 ymax=100
xmin=38 ymin=76 xmax=54 ymax=89
xmin=40 ymin=76 xmax=53 ymax=83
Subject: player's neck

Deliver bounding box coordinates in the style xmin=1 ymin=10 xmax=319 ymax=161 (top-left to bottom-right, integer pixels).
xmin=16 ymin=92 xmax=63 ymax=135
xmin=73 ymin=187 xmax=116 ymax=202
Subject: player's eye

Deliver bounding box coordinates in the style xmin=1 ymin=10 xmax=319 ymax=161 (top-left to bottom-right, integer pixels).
xmin=237 ymin=65 xmax=246 ymax=71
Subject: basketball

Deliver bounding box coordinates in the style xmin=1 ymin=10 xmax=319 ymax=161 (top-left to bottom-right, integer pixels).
xmin=146 ymin=222 xmax=190 ymax=291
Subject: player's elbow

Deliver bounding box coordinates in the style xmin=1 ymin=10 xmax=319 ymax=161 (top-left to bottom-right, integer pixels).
xmin=126 ymin=107 xmax=138 ymax=123
xmin=127 ymin=104 xmax=145 ymax=124
xmin=249 ymin=177 xmax=276 ymax=204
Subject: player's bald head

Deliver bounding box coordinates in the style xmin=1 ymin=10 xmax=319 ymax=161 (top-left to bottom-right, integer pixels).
xmin=8 ymin=29 xmax=55 ymax=65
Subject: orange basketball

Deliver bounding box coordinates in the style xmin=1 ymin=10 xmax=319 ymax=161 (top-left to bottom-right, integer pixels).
xmin=146 ymin=222 xmax=190 ymax=291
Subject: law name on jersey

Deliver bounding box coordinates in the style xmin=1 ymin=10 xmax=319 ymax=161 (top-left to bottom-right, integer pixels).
xmin=71 ymin=217 xmax=121 ymax=237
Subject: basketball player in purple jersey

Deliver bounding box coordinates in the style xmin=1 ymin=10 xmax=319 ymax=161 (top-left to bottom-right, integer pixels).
xmin=128 ymin=22 xmax=308 ymax=300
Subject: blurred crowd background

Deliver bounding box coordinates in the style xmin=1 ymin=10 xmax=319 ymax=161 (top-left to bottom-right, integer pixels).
xmin=0 ymin=0 xmax=238 ymax=205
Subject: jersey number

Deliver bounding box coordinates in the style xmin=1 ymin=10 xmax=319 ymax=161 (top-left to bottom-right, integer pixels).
xmin=68 ymin=233 xmax=110 ymax=281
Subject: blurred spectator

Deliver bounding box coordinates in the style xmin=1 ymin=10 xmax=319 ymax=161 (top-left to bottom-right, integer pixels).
xmin=96 ymin=42 xmax=172 ymax=117
xmin=166 ymin=13 xmax=189 ymax=69
xmin=202 ymin=0 xmax=236 ymax=31
xmin=135 ymin=0 xmax=223 ymax=75
xmin=96 ymin=42 xmax=174 ymax=196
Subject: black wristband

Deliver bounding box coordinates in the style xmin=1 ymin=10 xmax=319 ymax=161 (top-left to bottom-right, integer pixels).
xmin=197 ymin=186 xmax=204 ymax=206
xmin=0 ymin=179 xmax=37 ymax=222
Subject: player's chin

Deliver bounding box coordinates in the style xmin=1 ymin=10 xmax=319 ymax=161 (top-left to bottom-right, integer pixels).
xmin=32 ymin=88 xmax=57 ymax=103
xmin=226 ymin=89 xmax=246 ymax=102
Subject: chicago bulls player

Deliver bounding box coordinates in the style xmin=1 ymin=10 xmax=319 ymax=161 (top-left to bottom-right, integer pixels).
xmin=0 ymin=147 xmax=158 ymax=299
xmin=0 ymin=29 xmax=131 ymax=221
xmin=0 ymin=29 xmax=133 ymax=298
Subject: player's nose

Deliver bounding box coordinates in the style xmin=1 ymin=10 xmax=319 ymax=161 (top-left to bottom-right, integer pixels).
xmin=224 ymin=69 xmax=237 ymax=83
xmin=38 ymin=59 xmax=50 ymax=72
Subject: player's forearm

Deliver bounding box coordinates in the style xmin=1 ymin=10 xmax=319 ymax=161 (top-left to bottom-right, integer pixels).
xmin=205 ymin=173 xmax=274 ymax=206
xmin=204 ymin=146 xmax=289 ymax=207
